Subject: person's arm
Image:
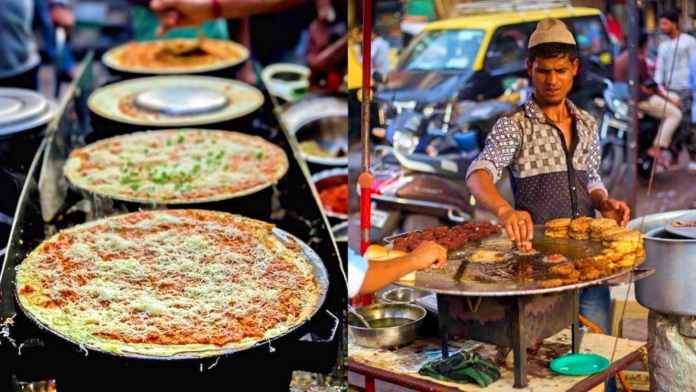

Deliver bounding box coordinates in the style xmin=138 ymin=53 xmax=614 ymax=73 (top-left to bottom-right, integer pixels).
xmin=654 ymin=44 xmax=665 ymax=87
xmin=150 ymin=0 xmax=308 ymax=35
xmin=690 ymin=50 xmax=696 ymax=93
xmin=465 ymin=117 xmax=533 ymax=250
xmin=359 ymin=243 xmax=446 ymax=295
xmin=587 ymin=120 xmax=631 ymax=226
xmin=349 ymin=241 xmax=447 ymax=297
xmin=46 ymin=0 xmax=75 ymax=31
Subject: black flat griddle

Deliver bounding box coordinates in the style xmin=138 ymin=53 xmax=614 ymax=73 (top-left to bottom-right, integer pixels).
xmin=14 ymin=220 xmax=331 ymax=361
xmin=385 ymin=225 xmax=646 ymax=296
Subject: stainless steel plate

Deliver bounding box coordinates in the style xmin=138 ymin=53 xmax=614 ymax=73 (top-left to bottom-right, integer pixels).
xmin=0 ymin=88 xmax=55 ymax=136
xmin=134 ymin=86 xmax=229 ymax=115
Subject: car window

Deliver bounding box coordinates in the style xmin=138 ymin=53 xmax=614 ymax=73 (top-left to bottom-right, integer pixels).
xmin=486 ymin=25 xmax=528 ymax=72
xmin=398 ymin=29 xmax=485 ymax=71
xmin=570 ymin=17 xmax=610 ymax=54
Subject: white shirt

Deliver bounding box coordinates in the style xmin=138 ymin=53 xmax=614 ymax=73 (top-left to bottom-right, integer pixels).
xmin=371 ymin=36 xmax=391 ymax=75
xmin=655 ymin=33 xmax=696 ymax=91
xmin=348 ymin=247 xmax=368 ymax=298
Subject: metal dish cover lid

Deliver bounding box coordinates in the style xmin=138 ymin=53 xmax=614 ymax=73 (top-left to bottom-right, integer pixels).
xmin=0 ymin=88 xmax=55 ymax=136
xmin=133 ymin=86 xmax=229 ymax=115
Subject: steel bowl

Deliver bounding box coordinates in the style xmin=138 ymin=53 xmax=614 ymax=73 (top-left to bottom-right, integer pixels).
xmin=293 ymin=115 xmax=348 ymax=166
xmin=381 ymin=287 xmax=431 ymax=304
xmin=311 ymin=168 xmax=348 ymax=220
xmin=348 ymin=303 xmax=426 ymax=348
xmin=628 ymin=210 xmax=696 ymax=316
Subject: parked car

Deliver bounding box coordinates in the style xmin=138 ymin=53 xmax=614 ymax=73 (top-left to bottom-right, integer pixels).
xmin=377 ymin=5 xmax=615 ymax=118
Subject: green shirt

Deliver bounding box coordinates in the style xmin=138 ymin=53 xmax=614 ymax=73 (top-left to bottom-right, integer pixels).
xmin=128 ymin=6 xmax=229 ymax=41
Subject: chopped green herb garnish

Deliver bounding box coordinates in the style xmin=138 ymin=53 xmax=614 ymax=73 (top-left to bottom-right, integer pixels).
xmin=215 ymin=151 xmax=224 ymax=160
xmin=177 ymin=135 xmax=185 ymax=144
xmin=207 ymin=151 xmax=213 ymax=156
xmin=223 ymin=165 xmax=229 ymax=170
xmin=127 ymin=161 xmax=135 ymax=168
xmin=256 ymin=151 xmax=264 ymax=159
xmin=144 ymin=149 xmax=149 ymax=154
xmin=212 ymin=140 xmax=217 ymax=145
xmin=130 ymin=184 xmax=139 ymax=191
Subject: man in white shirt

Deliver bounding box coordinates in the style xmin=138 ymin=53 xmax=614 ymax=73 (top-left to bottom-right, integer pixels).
xmin=370 ymin=30 xmax=391 ymax=77
xmin=654 ymin=10 xmax=696 ymax=161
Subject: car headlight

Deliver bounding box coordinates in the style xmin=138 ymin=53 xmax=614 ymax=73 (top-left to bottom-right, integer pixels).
xmin=393 ymin=130 xmax=419 ymax=155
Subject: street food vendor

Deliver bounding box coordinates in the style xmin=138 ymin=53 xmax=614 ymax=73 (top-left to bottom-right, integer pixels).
xmin=348 ymin=242 xmax=446 ymax=298
xmin=465 ymin=18 xmax=630 ymax=345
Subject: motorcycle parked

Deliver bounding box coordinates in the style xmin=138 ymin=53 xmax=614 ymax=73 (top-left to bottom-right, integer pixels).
xmin=360 ymin=145 xmax=476 ymax=240
xmin=375 ymin=77 xmax=531 ymax=156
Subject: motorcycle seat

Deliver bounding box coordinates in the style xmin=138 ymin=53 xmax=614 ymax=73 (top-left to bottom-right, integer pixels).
xmin=393 ymin=151 xmax=471 ymax=179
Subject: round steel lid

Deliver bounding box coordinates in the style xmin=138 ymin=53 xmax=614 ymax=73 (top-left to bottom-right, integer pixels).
xmin=0 ymin=88 xmax=49 ymax=128
xmin=133 ymin=86 xmax=229 ymax=115
xmin=0 ymin=88 xmax=54 ymax=136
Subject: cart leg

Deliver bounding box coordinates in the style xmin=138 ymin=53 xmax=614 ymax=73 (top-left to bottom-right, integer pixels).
xmin=572 ymin=289 xmax=580 ymax=354
xmin=437 ymin=294 xmax=449 ymax=359
xmin=511 ymin=297 xmax=528 ymax=388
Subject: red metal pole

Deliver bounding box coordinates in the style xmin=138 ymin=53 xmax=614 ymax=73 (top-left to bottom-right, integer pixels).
xmin=360 ymin=0 xmax=375 ymax=391
xmin=359 ymin=0 xmax=373 ymax=301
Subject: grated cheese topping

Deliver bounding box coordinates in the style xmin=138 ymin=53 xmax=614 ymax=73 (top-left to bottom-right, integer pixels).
xmin=63 ymin=130 xmax=288 ymax=203
xmin=15 ymin=210 xmax=322 ymax=357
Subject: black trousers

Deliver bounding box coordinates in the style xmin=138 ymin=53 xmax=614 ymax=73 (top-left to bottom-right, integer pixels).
xmin=0 ymin=65 xmax=39 ymax=90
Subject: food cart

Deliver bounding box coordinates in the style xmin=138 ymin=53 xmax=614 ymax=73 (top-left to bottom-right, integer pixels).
xmin=0 ymin=32 xmax=346 ymax=391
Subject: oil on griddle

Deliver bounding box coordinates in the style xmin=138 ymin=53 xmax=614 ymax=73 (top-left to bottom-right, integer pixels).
xmin=390 ymin=224 xmax=608 ymax=286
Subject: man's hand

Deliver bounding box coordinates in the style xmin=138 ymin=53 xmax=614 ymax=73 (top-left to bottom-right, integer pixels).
xmin=50 ymin=5 xmax=75 ymax=33
xmin=150 ymin=0 xmax=213 ymax=36
xmin=598 ymin=198 xmax=631 ymax=226
xmin=409 ymin=241 xmax=447 ymax=270
xmin=498 ymin=207 xmax=534 ymax=251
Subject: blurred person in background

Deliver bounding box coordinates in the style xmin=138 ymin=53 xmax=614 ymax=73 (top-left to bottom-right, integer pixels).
xmin=150 ymin=0 xmax=337 ymax=84
xmin=0 ymin=0 xmax=42 ymax=90
xmin=606 ymin=11 xmax=623 ymax=58
xmin=616 ymin=32 xmax=683 ymax=168
xmin=305 ymin=0 xmax=347 ymax=91
xmin=33 ymin=0 xmax=77 ymax=82
xmin=356 ymin=28 xmax=390 ymax=77
xmin=655 ymin=10 xmax=696 ymax=166
xmin=606 ymin=11 xmax=623 ymax=45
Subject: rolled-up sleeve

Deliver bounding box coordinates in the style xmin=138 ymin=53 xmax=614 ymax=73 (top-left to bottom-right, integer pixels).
xmin=586 ymin=123 xmax=608 ymax=196
xmin=465 ymin=116 xmax=521 ymax=183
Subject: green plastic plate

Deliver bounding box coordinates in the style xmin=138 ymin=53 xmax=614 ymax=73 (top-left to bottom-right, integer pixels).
xmin=550 ymin=354 xmax=610 ymax=376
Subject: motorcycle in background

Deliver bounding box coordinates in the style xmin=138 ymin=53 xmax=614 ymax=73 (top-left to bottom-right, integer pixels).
xmin=375 ymin=78 xmax=532 ymax=156
xmin=359 ymin=145 xmax=475 ymax=239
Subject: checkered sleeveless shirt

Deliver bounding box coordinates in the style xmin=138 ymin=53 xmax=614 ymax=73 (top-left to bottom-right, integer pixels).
xmin=466 ymin=95 xmax=607 ymax=223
